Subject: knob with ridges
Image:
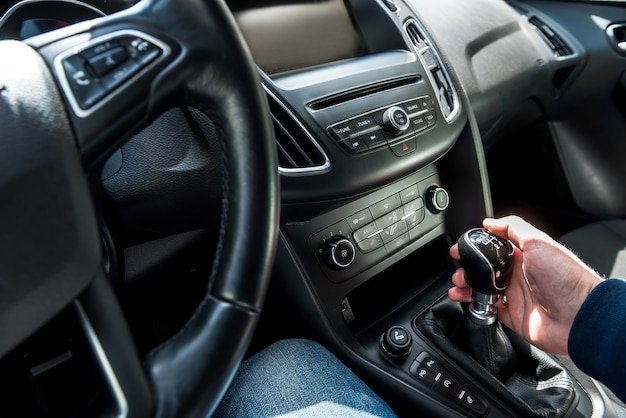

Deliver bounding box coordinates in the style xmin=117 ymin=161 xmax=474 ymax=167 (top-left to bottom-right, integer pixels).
xmin=322 ymin=236 xmax=356 ymax=270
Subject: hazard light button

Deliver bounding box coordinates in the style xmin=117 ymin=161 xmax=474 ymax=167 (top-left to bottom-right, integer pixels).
xmin=389 ymin=138 xmax=416 ymax=156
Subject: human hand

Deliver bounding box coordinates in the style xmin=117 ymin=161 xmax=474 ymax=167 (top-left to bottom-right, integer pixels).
xmin=448 ymin=215 xmax=604 ymax=355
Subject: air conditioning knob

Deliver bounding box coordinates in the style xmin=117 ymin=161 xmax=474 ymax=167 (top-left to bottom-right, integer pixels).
xmin=322 ymin=236 xmax=356 ymax=270
xmin=382 ymin=106 xmax=410 ymax=135
xmin=425 ymin=185 xmax=449 ymax=214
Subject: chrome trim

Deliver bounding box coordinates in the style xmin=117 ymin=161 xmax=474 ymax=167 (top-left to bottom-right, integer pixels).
xmin=402 ymin=18 xmax=461 ymax=123
xmin=607 ymin=23 xmax=626 ymax=55
xmin=74 ymin=301 xmax=128 ymax=418
xmin=263 ymin=86 xmax=331 ymax=176
xmin=53 ymin=29 xmax=171 ymax=118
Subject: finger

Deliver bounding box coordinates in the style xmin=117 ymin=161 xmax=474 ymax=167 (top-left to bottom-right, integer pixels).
xmin=448 ymin=286 xmax=472 ymax=302
xmin=451 ymin=268 xmax=468 ymax=288
xmin=449 ymin=243 xmax=459 ymax=259
xmin=483 ymin=215 xmax=550 ymax=250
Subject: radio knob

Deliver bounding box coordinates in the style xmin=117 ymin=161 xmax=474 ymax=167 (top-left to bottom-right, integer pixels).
xmin=425 ymin=185 xmax=449 ymax=214
xmin=382 ymin=106 xmax=410 ymax=135
xmin=322 ymin=236 xmax=356 ymax=270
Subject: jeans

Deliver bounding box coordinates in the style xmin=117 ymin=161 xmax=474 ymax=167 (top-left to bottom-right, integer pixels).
xmin=214 ymin=338 xmax=398 ymax=417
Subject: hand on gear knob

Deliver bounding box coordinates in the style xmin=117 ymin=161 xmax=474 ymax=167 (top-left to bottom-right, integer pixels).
xmin=457 ymin=228 xmax=514 ymax=297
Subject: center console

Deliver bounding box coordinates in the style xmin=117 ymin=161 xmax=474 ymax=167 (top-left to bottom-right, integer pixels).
xmin=250 ymin=0 xmax=596 ymax=416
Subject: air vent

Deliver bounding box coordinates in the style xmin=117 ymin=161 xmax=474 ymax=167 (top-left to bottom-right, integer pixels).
xmin=528 ymin=16 xmax=573 ymax=57
xmin=403 ymin=19 xmax=458 ymax=121
xmin=265 ymin=90 xmax=330 ymax=176
xmin=405 ymin=20 xmax=428 ymax=50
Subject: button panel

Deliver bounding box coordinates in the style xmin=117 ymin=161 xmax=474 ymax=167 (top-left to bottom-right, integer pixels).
xmin=410 ymin=352 xmax=488 ymax=415
xmin=57 ymin=31 xmax=167 ymax=115
xmin=349 ymin=183 xmax=426 ymax=255
xmin=327 ymin=96 xmax=437 ymax=155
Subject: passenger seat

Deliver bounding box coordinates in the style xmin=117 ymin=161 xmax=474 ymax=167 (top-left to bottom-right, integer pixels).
xmin=559 ymin=220 xmax=626 ymax=279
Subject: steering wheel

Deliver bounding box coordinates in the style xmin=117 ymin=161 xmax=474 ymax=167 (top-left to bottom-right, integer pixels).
xmin=0 ymin=0 xmax=279 ymax=417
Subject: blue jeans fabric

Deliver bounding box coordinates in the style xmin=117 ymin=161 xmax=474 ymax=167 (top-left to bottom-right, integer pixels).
xmin=214 ymin=338 xmax=398 ymax=417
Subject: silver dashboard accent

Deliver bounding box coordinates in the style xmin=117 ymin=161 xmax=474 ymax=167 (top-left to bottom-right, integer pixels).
xmin=74 ymin=301 xmax=128 ymax=418
xmin=403 ymin=18 xmax=461 ymax=123
xmin=264 ymin=86 xmax=331 ymax=176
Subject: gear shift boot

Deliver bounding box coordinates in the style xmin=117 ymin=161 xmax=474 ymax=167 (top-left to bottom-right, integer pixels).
xmin=415 ymin=297 xmax=576 ymax=417
xmin=460 ymin=313 xmax=519 ymax=381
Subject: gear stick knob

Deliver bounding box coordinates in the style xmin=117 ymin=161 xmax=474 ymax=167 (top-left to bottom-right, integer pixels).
xmin=457 ymin=228 xmax=514 ymax=324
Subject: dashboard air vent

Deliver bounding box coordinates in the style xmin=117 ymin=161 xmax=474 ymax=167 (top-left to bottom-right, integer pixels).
xmin=265 ymin=90 xmax=330 ymax=176
xmin=405 ymin=20 xmax=428 ymax=50
xmin=528 ymin=16 xmax=573 ymax=57
xmin=403 ymin=19 xmax=458 ymax=121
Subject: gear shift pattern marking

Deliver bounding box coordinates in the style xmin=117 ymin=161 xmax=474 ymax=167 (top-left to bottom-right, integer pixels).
xmin=457 ymin=228 xmax=514 ymax=325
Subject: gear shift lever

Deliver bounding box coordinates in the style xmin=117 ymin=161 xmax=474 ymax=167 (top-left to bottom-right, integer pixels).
xmin=413 ymin=228 xmax=576 ymax=415
xmin=456 ymin=228 xmax=517 ymax=379
xmin=457 ymin=228 xmax=514 ymax=325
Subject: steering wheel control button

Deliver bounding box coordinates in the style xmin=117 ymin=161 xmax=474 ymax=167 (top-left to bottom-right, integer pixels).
xmin=62 ymin=55 xmax=106 ymax=108
xmin=425 ymin=185 xmax=449 ymax=214
xmin=382 ymin=106 xmax=410 ymax=135
xmin=87 ymin=46 xmax=129 ymax=77
xmin=380 ymin=326 xmax=412 ymax=358
xmin=102 ymin=59 xmax=141 ymax=90
xmin=127 ymin=37 xmax=162 ymax=65
xmin=57 ymin=31 xmax=166 ymax=113
xmin=322 ymin=236 xmax=356 ymax=270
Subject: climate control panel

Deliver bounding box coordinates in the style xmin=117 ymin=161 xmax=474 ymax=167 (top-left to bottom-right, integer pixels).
xmin=307 ymin=170 xmax=448 ymax=283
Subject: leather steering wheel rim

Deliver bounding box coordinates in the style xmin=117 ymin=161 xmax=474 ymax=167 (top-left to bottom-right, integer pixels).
xmin=0 ymin=0 xmax=279 ymax=417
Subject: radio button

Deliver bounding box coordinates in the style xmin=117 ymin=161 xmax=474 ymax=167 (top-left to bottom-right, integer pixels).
xmin=424 ymin=110 xmax=437 ymax=126
xmin=359 ymin=130 xmax=387 ymax=148
xmin=329 ymin=121 xmax=357 ymax=140
xmin=339 ymin=137 xmax=368 ymax=153
xmin=402 ymin=99 xmax=421 ymax=115
xmin=352 ymin=114 xmax=377 ymax=132
xmin=410 ymin=114 xmax=428 ymax=132
xmin=419 ymin=96 xmax=435 ymax=110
